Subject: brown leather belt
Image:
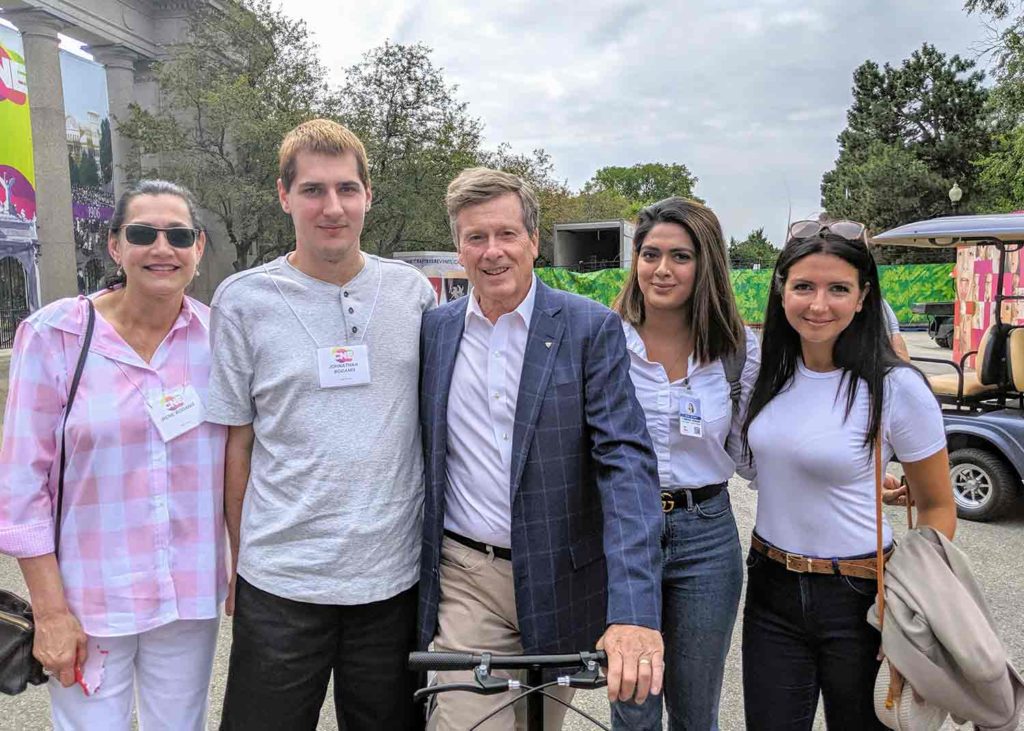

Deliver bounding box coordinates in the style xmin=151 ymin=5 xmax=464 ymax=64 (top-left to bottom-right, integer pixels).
xmin=750 ymin=533 xmax=892 ymax=581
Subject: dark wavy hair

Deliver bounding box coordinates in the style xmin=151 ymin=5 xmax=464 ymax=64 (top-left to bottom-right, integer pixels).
xmin=741 ymin=232 xmax=918 ymax=453
xmin=102 ymin=179 xmax=202 ymax=289
xmin=613 ymin=197 xmax=745 ymax=364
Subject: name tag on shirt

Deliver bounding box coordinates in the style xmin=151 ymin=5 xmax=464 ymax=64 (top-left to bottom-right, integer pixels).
xmin=679 ymin=393 xmax=704 ymax=439
xmin=317 ymin=345 xmax=371 ymax=388
xmin=146 ymin=385 xmax=206 ymax=442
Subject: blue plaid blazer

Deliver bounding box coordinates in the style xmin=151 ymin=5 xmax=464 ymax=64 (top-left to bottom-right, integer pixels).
xmin=417 ymin=279 xmax=662 ymax=655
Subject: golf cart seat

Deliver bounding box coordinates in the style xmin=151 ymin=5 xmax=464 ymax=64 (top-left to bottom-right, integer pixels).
xmin=928 ymin=324 xmax=1005 ymax=399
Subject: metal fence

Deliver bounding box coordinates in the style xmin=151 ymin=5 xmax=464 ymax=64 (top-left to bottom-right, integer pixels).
xmin=0 ymin=309 xmax=28 ymax=349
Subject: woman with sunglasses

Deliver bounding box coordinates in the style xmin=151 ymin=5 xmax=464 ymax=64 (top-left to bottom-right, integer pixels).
xmin=740 ymin=220 xmax=955 ymax=730
xmin=0 ymin=180 xmax=227 ymax=729
xmin=611 ymin=198 xmax=760 ymax=730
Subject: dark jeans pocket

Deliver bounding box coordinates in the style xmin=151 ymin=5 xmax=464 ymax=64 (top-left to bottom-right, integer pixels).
xmin=695 ymin=489 xmax=732 ymax=519
xmin=841 ymin=574 xmax=877 ymax=597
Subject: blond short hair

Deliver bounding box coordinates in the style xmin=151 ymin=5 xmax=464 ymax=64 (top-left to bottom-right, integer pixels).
xmin=278 ymin=119 xmax=370 ymax=192
xmin=445 ymin=167 xmax=539 ymax=243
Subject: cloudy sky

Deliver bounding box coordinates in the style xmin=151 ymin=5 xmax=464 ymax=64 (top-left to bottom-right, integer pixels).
xmin=285 ymin=0 xmax=995 ymax=247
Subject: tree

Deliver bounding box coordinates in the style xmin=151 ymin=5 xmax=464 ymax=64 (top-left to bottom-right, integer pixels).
xmin=728 ymin=228 xmax=778 ymax=268
xmin=821 ymin=44 xmax=989 ymax=262
xmin=68 ymin=152 xmax=80 ymax=187
xmin=338 ymin=41 xmax=482 ymax=257
xmin=118 ymin=0 xmax=336 ymax=271
xmin=99 ymin=119 xmax=113 ymax=185
xmin=78 ymin=148 xmax=100 ymax=187
xmin=583 ymin=163 xmax=702 ymax=215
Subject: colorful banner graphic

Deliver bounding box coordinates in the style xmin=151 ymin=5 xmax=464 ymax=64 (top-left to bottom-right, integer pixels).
xmin=0 ymin=27 xmax=36 ymax=221
xmin=393 ymin=251 xmax=469 ymax=304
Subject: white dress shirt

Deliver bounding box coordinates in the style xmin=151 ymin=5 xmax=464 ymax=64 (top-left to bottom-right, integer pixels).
xmin=445 ymin=276 xmax=538 ymax=548
xmin=622 ymin=321 xmax=761 ymax=489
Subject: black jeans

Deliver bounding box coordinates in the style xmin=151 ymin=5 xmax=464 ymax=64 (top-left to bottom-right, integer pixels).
xmin=220 ymin=576 xmax=422 ymax=731
xmin=741 ymin=548 xmax=886 ymax=731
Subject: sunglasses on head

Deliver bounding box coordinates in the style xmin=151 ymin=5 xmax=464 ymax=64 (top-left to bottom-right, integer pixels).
xmin=788 ymin=220 xmax=866 ymax=243
xmin=119 ymin=224 xmax=199 ymax=249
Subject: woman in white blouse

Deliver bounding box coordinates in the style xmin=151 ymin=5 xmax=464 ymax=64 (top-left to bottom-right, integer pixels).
xmin=611 ymin=197 xmax=760 ymax=730
xmin=739 ymin=220 xmax=955 ymax=729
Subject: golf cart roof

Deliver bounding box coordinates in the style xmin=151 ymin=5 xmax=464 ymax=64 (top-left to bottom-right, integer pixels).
xmin=872 ymin=213 xmax=1024 ymax=248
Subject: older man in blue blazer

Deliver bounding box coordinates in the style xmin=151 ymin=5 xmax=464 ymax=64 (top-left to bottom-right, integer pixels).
xmin=418 ymin=167 xmax=664 ymax=729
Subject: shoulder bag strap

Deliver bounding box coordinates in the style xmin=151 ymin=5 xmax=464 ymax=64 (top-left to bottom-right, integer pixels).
xmin=722 ymin=334 xmax=747 ymax=416
xmin=874 ymin=432 xmax=886 ymax=630
xmin=53 ymin=300 xmax=95 ymax=559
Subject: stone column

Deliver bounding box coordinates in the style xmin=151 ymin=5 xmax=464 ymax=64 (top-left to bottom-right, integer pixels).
xmin=90 ymin=45 xmax=140 ymax=201
xmin=6 ymin=10 xmax=79 ymax=303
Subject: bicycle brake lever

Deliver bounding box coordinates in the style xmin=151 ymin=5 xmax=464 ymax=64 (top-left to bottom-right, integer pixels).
xmin=561 ymin=657 xmax=607 ymax=689
xmin=413 ymin=678 xmax=521 ymax=704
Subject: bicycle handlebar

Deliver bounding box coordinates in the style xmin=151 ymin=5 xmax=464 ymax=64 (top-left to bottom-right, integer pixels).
xmin=408 ymin=649 xmax=607 ymax=672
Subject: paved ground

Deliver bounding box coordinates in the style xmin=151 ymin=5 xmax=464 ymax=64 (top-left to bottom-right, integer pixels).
xmin=2 ymin=333 xmax=1023 ymax=729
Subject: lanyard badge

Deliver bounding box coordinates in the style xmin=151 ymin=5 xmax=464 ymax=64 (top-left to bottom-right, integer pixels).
xmin=316 ymin=345 xmax=371 ymax=388
xmin=679 ymin=392 xmax=704 ymax=439
xmin=145 ymin=385 xmax=206 ymax=442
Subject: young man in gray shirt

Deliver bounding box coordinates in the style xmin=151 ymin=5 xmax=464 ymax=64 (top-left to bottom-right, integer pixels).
xmin=208 ymin=119 xmax=435 ymax=730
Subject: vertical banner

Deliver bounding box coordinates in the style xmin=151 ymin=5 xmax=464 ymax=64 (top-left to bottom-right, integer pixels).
xmin=0 ymin=25 xmax=41 ymax=318
xmin=392 ymin=251 xmax=469 ymax=305
xmin=60 ymin=51 xmax=114 ymax=294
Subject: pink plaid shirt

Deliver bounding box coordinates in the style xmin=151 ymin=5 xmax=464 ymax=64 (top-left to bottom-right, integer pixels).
xmin=0 ymin=294 xmax=227 ymax=637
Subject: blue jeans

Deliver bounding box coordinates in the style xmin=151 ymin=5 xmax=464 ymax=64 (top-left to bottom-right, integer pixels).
xmin=612 ymin=488 xmax=743 ymax=730
xmin=741 ymin=545 xmax=886 ymax=731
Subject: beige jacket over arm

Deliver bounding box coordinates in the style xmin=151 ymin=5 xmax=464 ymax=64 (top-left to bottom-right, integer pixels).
xmin=868 ymin=527 xmax=1024 ymax=731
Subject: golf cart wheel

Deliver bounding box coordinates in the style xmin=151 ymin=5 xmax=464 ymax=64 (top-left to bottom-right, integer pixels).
xmin=936 ymin=333 xmax=953 ymax=349
xmin=948 ymin=448 xmax=1018 ymax=521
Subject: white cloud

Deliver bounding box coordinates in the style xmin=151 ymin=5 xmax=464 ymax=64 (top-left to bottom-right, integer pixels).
xmin=281 ymin=0 xmax=993 ymax=246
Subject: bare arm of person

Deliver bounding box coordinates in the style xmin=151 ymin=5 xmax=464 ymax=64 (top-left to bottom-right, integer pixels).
xmin=17 ymin=554 xmax=87 ymax=688
xmin=224 ymin=423 xmax=255 ymax=616
xmin=891 ymin=333 xmax=911 ymax=362
xmin=901 ymin=448 xmax=956 ymax=540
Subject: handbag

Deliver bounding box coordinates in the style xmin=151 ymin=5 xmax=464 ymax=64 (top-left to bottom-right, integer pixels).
xmin=871 ymin=434 xmax=949 ymax=730
xmin=0 ymin=300 xmax=94 ymax=695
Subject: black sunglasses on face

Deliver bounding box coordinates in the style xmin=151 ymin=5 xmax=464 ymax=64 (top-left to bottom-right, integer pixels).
xmin=119 ymin=224 xmax=199 ymax=249
xmin=788 ymin=219 xmax=867 ymax=243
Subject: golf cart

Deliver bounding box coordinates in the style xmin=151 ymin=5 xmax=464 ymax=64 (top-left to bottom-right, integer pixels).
xmin=874 ymin=214 xmax=1024 ymax=521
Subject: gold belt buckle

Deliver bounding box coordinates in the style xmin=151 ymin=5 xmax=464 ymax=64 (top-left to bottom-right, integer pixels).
xmin=785 ymin=553 xmax=813 ymax=573
xmin=661 ymin=492 xmax=675 ymax=513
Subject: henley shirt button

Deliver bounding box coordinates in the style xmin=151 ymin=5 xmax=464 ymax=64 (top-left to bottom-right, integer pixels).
xmin=348 ymin=307 xmax=354 ymax=314
xmin=351 ymin=326 xmax=358 ymax=333
xmin=343 ymin=291 xmax=349 ymax=297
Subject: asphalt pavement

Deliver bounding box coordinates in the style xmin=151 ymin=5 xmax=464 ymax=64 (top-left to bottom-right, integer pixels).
xmin=1 ymin=333 xmax=1022 ymax=730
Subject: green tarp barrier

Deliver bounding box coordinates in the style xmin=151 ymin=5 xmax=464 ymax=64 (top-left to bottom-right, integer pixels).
xmin=535 ymin=263 xmax=954 ymax=325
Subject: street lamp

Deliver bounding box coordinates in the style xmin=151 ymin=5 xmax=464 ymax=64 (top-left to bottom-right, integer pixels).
xmin=949 ymin=182 xmax=963 ymax=214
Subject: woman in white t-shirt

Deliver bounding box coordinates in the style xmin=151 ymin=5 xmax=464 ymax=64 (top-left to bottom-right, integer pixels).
xmin=611 ymin=198 xmax=760 ymax=730
xmin=739 ymin=220 xmax=956 ymax=730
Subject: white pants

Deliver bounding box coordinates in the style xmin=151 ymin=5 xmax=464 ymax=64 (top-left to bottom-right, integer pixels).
xmin=48 ymin=618 xmax=219 ymax=731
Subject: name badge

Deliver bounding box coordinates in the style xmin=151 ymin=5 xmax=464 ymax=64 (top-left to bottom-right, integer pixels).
xmin=679 ymin=393 xmax=704 ymax=439
xmin=146 ymin=385 xmax=206 ymax=442
xmin=317 ymin=345 xmax=371 ymax=388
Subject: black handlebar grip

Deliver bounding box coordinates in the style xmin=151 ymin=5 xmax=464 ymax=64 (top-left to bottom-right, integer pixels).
xmin=408 ymin=651 xmax=480 ymax=671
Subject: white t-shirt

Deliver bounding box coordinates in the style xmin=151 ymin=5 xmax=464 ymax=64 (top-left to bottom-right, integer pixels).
xmin=747 ymin=361 xmax=945 ymax=558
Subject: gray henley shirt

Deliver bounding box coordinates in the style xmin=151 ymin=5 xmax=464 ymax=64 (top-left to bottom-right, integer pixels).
xmin=207 ymin=253 xmax=435 ymax=605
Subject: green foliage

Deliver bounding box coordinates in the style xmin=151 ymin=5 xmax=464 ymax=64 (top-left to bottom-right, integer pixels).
xmin=536 ymin=264 xmax=954 ymax=325
xmin=117 ymin=0 xmax=336 ymax=271
xmin=68 ymin=152 xmax=79 ymax=187
xmin=728 ymin=228 xmax=778 ymax=267
xmin=340 ymin=41 xmax=483 ymax=257
xmin=78 ymin=149 xmax=100 ymax=187
xmin=583 ymin=163 xmax=702 ymax=215
xmin=99 ymin=119 xmax=113 ymax=185
xmin=821 ymin=43 xmax=987 ymax=264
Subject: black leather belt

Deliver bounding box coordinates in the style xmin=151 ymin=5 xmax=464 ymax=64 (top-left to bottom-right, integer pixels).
xmin=443 ymin=530 xmax=512 ymax=561
xmin=660 ymin=482 xmax=727 ymax=513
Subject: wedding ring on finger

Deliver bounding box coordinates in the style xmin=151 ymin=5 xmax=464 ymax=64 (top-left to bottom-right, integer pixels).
xmin=638 ymin=657 xmax=652 ymax=665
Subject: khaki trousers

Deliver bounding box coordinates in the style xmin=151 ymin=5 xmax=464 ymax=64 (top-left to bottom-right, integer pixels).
xmin=428 ymin=535 xmax=575 ymax=731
